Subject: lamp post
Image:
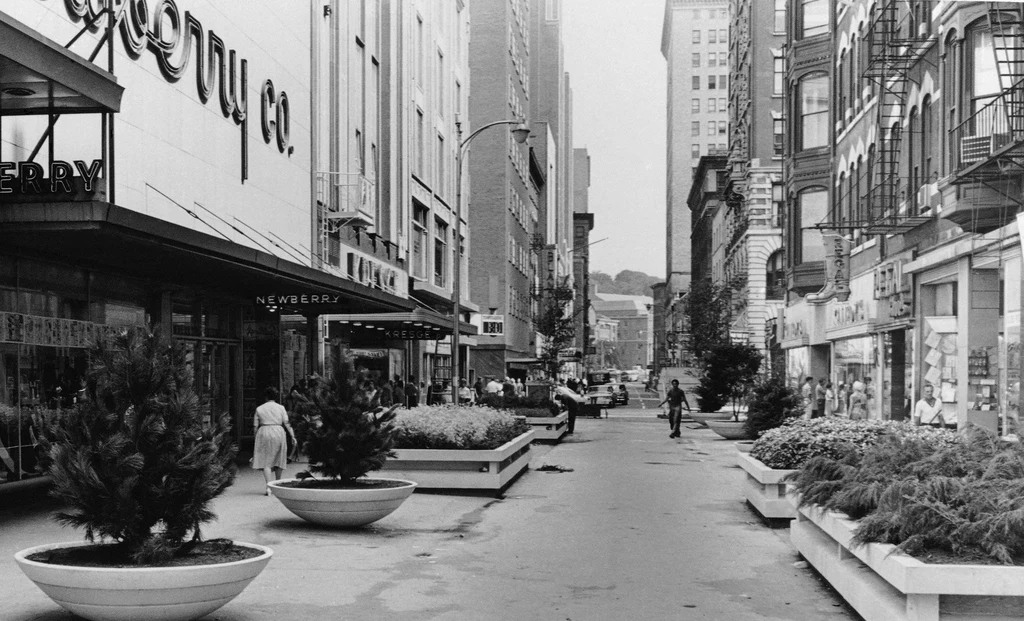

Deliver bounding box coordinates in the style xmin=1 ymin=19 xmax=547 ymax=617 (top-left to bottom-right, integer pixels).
xmin=452 ymin=117 xmax=530 ymax=404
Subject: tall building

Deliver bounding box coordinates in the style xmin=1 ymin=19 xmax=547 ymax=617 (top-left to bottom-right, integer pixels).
xmin=723 ymin=0 xmax=786 ymax=353
xmin=660 ymin=0 xmax=730 ymax=378
xmin=780 ymin=0 xmax=832 ymax=386
xmin=467 ymin=0 xmax=539 ymax=381
xmin=0 ymin=1 xmax=420 ymax=486
xmin=661 ymin=0 xmax=730 ymax=296
xmin=572 ymin=148 xmax=594 ymax=375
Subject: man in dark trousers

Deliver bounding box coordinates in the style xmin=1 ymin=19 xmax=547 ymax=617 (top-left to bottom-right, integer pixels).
xmin=405 ymin=374 xmax=420 ymax=408
xmin=657 ymin=379 xmax=692 ymax=439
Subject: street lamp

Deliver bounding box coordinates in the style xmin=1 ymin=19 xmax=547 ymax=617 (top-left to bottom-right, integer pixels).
xmin=452 ymin=117 xmax=530 ymax=404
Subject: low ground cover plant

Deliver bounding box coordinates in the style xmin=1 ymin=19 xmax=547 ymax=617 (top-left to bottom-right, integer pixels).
xmin=789 ymin=426 xmax=1024 ymax=564
xmin=750 ymin=418 xmax=955 ymax=470
xmin=394 ymin=405 xmax=530 ymax=450
xmin=477 ymin=392 xmax=560 ymax=416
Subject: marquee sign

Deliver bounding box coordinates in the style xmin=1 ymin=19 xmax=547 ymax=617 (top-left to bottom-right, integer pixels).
xmin=0 ymin=159 xmax=103 ymax=195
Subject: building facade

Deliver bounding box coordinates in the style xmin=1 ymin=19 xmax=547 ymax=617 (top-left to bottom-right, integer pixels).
xmin=591 ymin=294 xmax=655 ymax=371
xmin=781 ymin=0 xmax=1024 ymax=433
xmin=723 ymin=0 xmax=786 ymax=351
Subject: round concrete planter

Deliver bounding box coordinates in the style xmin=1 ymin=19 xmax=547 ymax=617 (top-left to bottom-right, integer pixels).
xmin=735 ymin=440 xmax=755 ymax=453
xmin=14 ymin=540 xmax=272 ymax=621
xmin=689 ymin=411 xmax=732 ymax=425
xmin=705 ymin=419 xmax=753 ymax=440
xmin=268 ymin=477 xmax=417 ymax=527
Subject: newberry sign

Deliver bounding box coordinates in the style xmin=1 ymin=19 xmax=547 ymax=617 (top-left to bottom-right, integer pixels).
xmin=59 ymin=0 xmax=292 ymax=180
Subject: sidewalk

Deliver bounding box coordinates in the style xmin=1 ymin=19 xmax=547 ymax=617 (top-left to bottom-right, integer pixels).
xmin=0 ymin=417 xmax=855 ymax=620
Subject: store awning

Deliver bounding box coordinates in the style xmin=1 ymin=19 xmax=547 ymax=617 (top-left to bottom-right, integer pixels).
xmin=326 ymin=308 xmax=478 ymax=337
xmin=0 ymin=10 xmax=123 ymax=116
xmin=0 ymin=201 xmax=414 ymax=313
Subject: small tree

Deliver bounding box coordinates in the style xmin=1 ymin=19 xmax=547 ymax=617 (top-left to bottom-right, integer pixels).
xmin=742 ymin=375 xmax=803 ymax=438
xmin=683 ymin=279 xmax=732 ymax=362
xmin=293 ymin=362 xmax=399 ymax=484
xmin=533 ymin=277 xmax=576 ymax=378
xmin=44 ymin=330 xmax=237 ymax=564
xmin=695 ymin=342 xmax=762 ymax=419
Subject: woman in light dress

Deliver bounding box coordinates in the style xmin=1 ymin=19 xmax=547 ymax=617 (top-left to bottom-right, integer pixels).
xmin=253 ymin=386 xmax=296 ymax=496
xmin=849 ymin=381 xmax=869 ymax=420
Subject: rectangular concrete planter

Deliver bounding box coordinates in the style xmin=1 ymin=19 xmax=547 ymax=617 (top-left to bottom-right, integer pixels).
xmin=521 ymin=413 xmax=568 ymax=442
xmin=736 ymin=451 xmax=797 ymax=520
xmin=792 ymin=503 xmax=1024 ymax=621
xmin=380 ymin=430 xmax=535 ymax=492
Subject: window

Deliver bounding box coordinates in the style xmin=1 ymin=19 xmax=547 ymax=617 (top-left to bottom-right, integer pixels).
xmin=691 ymin=98 xmax=700 ymax=113
xmin=415 ymin=109 xmax=425 ymax=176
xmin=801 ymin=0 xmax=829 ymax=38
xmin=412 ymin=205 xmax=429 ymax=279
xmin=720 ymin=54 xmax=728 ymax=67
xmin=798 ymin=73 xmax=829 ymax=149
xmin=766 ymin=251 xmax=785 ymax=299
xmin=691 ymin=121 xmax=701 ymax=136
xmin=708 ymin=98 xmax=716 ymax=112
xmin=718 ymin=142 xmax=727 ymax=150
xmin=434 ymin=218 xmax=448 ymax=288
xmin=908 ymin=106 xmax=919 ymax=207
xmin=709 ymin=143 xmax=717 ymax=153
xmin=437 ymin=50 xmax=445 ymax=115
xmin=970 ymin=27 xmax=1001 ymax=114
xmin=790 ymin=189 xmax=827 ymax=265
xmin=709 ymin=52 xmax=717 ymax=67
xmin=709 ymin=75 xmax=716 ymax=89
xmin=773 ymin=118 xmax=784 ymax=157
xmin=720 ymin=74 xmax=727 ymax=89
xmin=718 ymin=121 xmax=727 ymax=135
xmin=709 ymin=29 xmax=717 ymax=44
xmin=719 ymin=97 xmax=726 ymax=110
xmin=692 ymin=76 xmax=701 ymax=90
xmin=415 ymin=16 xmax=425 ymax=85
xmin=707 ymin=121 xmax=716 ymax=136
xmin=436 ymin=134 xmax=446 ymax=196
xmin=774 ymin=0 xmax=786 ymax=32
xmin=838 ymin=51 xmax=847 ymax=115
xmin=691 ymin=144 xmax=701 ymax=158
xmin=720 ymin=29 xmax=726 ymax=41
xmin=692 ymin=29 xmax=701 ymax=44
xmin=692 ymin=53 xmax=701 ymax=68
xmin=773 ymin=57 xmax=785 ymax=95
xmin=922 ymin=96 xmax=934 ymax=196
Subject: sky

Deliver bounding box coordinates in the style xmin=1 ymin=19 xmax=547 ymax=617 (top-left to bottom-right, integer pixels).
xmin=562 ymin=0 xmax=668 ymax=280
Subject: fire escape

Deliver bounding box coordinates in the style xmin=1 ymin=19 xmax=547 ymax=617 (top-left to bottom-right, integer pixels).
xmin=947 ymin=5 xmax=1024 ymax=233
xmin=859 ymin=0 xmax=934 ymax=235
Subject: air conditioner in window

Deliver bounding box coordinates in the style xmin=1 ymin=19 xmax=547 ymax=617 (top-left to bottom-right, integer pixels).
xmin=916 ymin=183 xmax=939 ymax=212
xmin=961 ymin=135 xmax=994 ymax=164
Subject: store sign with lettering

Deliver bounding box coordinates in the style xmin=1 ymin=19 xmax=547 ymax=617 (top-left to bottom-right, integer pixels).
xmin=0 ymin=160 xmax=103 ymax=195
xmin=347 ymin=253 xmax=398 ymax=293
xmin=383 ymin=329 xmax=444 ymax=340
xmin=58 ymin=0 xmax=291 ymax=180
xmin=831 ymin=300 xmax=867 ymax=329
xmin=349 ymin=348 xmax=388 ymax=359
xmin=0 ymin=312 xmax=127 ymax=347
xmin=783 ymin=319 xmax=807 ymax=341
xmin=822 ymin=232 xmax=852 ymax=302
xmin=255 ymin=294 xmax=342 ymax=307
xmin=874 ymin=260 xmax=912 ymax=321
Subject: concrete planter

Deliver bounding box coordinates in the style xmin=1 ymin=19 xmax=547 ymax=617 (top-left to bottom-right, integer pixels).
xmin=705 ymin=419 xmax=752 ymax=440
xmin=736 ymin=452 xmax=797 ymax=520
xmin=14 ymin=540 xmax=272 ymax=621
xmin=689 ymin=411 xmax=731 ymax=425
xmin=380 ymin=430 xmax=535 ymax=493
xmin=267 ymin=477 xmax=417 ymax=527
xmin=792 ymin=504 xmax=1024 ymax=621
xmin=522 ymin=413 xmax=568 ymax=442
xmin=734 ymin=440 xmax=755 ymax=453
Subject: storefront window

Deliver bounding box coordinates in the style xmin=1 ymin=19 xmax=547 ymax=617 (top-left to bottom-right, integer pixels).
xmin=1003 ymin=257 xmax=1021 ymax=430
xmin=921 ymin=317 xmax=959 ymax=426
xmin=786 ymin=348 xmax=808 ymax=389
xmin=833 ymin=336 xmax=878 ymax=419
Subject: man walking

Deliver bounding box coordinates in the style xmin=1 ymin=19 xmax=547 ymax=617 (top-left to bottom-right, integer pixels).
xmin=814 ymin=378 xmax=827 ymax=419
xmin=657 ymin=379 xmax=692 ymax=439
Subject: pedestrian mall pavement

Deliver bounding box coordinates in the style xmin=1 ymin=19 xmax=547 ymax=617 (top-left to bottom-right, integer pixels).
xmin=0 ymin=409 xmax=856 ymax=620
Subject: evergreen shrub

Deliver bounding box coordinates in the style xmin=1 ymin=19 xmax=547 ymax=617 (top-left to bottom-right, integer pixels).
xmin=42 ymin=330 xmax=237 ymax=565
xmin=742 ymin=376 xmax=802 ymax=439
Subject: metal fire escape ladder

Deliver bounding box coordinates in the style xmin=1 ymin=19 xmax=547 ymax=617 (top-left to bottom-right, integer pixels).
xmin=857 ymin=0 xmax=931 ymax=235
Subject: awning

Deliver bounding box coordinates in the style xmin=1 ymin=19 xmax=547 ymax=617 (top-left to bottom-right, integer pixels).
xmin=0 ymin=10 xmax=123 ymax=116
xmin=0 ymin=201 xmax=413 ymax=313
xmin=327 ymin=308 xmax=478 ymax=337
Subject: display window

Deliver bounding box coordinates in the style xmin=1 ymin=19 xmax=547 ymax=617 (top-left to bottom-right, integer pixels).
xmin=920 ymin=317 xmax=959 ymax=425
xmin=833 ymin=336 xmax=878 ymax=419
xmin=786 ymin=348 xmax=808 ymax=389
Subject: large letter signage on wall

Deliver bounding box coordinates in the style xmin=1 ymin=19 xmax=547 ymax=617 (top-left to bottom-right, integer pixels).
xmin=59 ymin=0 xmax=292 ymax=182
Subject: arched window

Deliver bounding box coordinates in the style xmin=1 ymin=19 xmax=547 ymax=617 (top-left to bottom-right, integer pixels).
xmin=908 ymin=106 xmax=919 ymax=209
xmin=943 ymin=30 xmax=961 ymax=173
xmin=798 ymin=73 xmax=829 ymax=149
xmin=922 ymin=96 xmax=934 ymax=199
xmin=836 ymin=172 xmax=846 ymax=227
xmin=838 ymin=50 xmax=847 ymax=116
xmin=766 ymin=250 xmax=786 ymax=299
xmin=849 ymin=36 xmax=858 ymax=112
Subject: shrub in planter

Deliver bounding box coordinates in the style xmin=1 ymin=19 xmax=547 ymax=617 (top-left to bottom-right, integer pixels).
xmin=694 ymin=342 xmax=761 ymax=417
xmin=477 ymin=392 xmax=559 ymax=415
xmin=394 ymin=405 xmax=530 ymax=450
xmin=743 ymin=376 xmax=802 ymax=439
xmin=787 ymin=426 xmax=1024 ymax=564
xmin=38 ymin=330 xmax=239 ymax=565
xmin=288 ymin=363 xmax=400 ymax=485
xmin=750 ymin=418 xmax=955 ymax=471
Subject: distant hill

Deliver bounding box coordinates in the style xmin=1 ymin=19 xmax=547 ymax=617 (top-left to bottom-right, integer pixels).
xmin=590 ymin=270 xmax=664 ymax=297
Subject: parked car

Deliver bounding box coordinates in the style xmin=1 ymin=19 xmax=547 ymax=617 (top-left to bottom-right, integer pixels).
xmin=613 ymin=384 xmax=629 ymax=406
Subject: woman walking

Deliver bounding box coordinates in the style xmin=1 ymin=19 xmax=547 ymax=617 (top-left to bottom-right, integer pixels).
xmin=253 ymin=386 xmax=296 ymax=496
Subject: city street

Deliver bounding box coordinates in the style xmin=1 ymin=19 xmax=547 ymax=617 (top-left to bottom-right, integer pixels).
xmin=1 ymin=400 xmax=855 ymax=621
